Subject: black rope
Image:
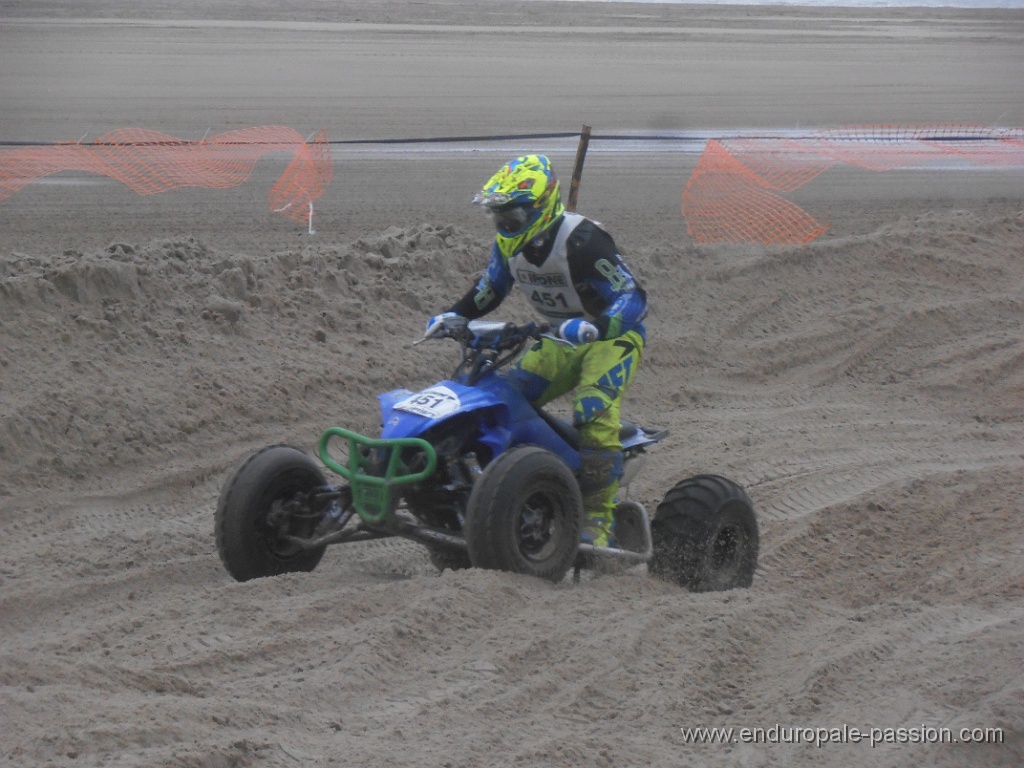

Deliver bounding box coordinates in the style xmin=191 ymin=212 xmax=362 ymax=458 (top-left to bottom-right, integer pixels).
xmin=0 ymin=130 xmax=1015 ymax=148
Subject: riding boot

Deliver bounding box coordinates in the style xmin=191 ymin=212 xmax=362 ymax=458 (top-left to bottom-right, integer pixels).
xmin=578 ymin=448 xmax=624 ymax=548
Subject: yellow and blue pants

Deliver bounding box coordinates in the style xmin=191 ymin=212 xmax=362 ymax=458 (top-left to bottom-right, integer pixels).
xmin=506 ymin=330 xmax=644 ymax=546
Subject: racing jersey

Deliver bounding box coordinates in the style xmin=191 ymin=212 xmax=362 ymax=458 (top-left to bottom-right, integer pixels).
xmin=450 ymin=213 xmax=647 ymax=341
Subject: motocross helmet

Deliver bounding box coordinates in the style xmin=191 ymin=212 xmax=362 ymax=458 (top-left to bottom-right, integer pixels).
xmin=473 ymin=155 xmax=565 ymax=259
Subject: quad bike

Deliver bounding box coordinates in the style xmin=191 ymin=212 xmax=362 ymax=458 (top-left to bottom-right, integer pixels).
xmin=215 ymin=320 xmax=759 ymax=589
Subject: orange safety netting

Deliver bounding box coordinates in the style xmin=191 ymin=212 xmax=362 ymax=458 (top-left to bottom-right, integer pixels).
xmin=682 ymin=124 xmax=1024 ymax=245
xmin=0 ymin=126 xmax=332 ymax=223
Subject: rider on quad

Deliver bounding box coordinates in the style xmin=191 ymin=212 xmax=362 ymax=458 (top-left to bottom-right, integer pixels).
xmin=426 ymin=155 xmax=648 ymax=549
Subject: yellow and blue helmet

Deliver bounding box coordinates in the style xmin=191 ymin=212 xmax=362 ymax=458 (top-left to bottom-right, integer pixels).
xmin=473 ymin=155 xmax=565 ymax=258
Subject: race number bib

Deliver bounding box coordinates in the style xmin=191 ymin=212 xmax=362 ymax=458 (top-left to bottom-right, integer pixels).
xmin=394 ymin=386 xmax=461 ymax=418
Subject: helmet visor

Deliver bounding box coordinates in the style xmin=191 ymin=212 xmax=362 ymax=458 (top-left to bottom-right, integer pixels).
xmin=487 ymin=204 xmax=534 ymax=237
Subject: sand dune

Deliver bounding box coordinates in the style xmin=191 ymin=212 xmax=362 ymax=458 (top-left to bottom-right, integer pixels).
xmin=3 ymin=208 xmax=1021 ymax=766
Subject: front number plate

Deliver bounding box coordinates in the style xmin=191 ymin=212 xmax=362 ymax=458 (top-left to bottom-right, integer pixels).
xmin=394 ymin=386 xmax=461 ymax=418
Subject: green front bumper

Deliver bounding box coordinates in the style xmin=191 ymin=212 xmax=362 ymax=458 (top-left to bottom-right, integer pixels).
xmin=317 ymin=427 xmax=437 ymax=524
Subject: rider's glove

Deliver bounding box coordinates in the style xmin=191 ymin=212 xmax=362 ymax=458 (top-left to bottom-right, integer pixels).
xmin=558 ymin=318 xmax=600 ymax=345
xmin=425 ymin=311 xmax=466 ymax=338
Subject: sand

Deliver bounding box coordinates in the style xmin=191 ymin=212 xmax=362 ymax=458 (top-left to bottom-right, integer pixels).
xmin=1 ymin=2 xmax=1022 ymax=766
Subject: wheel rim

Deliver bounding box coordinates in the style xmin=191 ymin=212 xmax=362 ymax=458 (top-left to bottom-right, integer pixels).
xmin=261 ymin=500 xmax=300 ymax=558
xmin=516 ymin=489 xmax=563 ymax=562
xmin=260 ymin=476 xmax=316 ymax=560
xmin=710 ymin=524 xmax=744 ymax=578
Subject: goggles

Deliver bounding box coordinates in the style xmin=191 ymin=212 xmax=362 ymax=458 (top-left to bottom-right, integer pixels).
xmin=487 ymin=204 xmax=534 ymax=236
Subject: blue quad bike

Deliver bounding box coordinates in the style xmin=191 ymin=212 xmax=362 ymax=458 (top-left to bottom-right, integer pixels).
xmin=215 ymin=320 xmax=759 ymax=589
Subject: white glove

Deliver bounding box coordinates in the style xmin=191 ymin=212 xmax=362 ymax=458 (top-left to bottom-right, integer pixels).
xmin=425 ymin=311 xmax=465 ymax=338
xmin=558 ymin=318 xmax=599 ymax=345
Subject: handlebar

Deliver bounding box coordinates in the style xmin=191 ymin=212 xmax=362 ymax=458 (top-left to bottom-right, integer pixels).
xmin=415 ymin=320 xmax=555 ymax=384
xmin=416 ymin=319 xmax=552 ymax=350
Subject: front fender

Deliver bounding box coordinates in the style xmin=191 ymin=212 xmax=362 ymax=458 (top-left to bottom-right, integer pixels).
xmin=378 ymin=382 xmax=512 ymax=457
xmin=378 ymin=376 xmax=580 ymax=471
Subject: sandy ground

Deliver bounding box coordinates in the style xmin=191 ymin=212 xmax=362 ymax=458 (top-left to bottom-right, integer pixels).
xmin=1 ymin=2 xmax=1023 ymax=766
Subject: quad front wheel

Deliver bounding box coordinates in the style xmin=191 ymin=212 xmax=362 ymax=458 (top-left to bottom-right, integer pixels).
xmin=215 ymin=445 xmax=328 ymax=582
xmin=650 ymin=474 xmax=758 ymax=591
xmin=463 ymin=446 xmax=583 ymax=582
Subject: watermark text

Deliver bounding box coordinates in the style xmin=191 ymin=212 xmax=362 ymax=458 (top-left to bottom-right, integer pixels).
xmin=680 ymin=724 xmax=1004 ymax=749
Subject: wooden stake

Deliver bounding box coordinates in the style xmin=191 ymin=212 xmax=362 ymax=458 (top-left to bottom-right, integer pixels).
xmin=566 ymin=124 xmax=591 ymax=212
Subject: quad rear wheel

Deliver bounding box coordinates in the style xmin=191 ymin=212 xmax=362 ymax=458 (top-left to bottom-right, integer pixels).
xmin=650 ymin=474 xmax=758 ymax=591
xmin=463 ymin=446 xmax=582 ymax=582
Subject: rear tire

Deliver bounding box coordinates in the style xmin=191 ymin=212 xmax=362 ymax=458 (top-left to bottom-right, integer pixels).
xmin=464 ymin=446 xmax=582 ymax=583
xmin=650 ymin=474 xmax=758 ymax=591
xmin=215 ymin=445 xmax=328 ymax=582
